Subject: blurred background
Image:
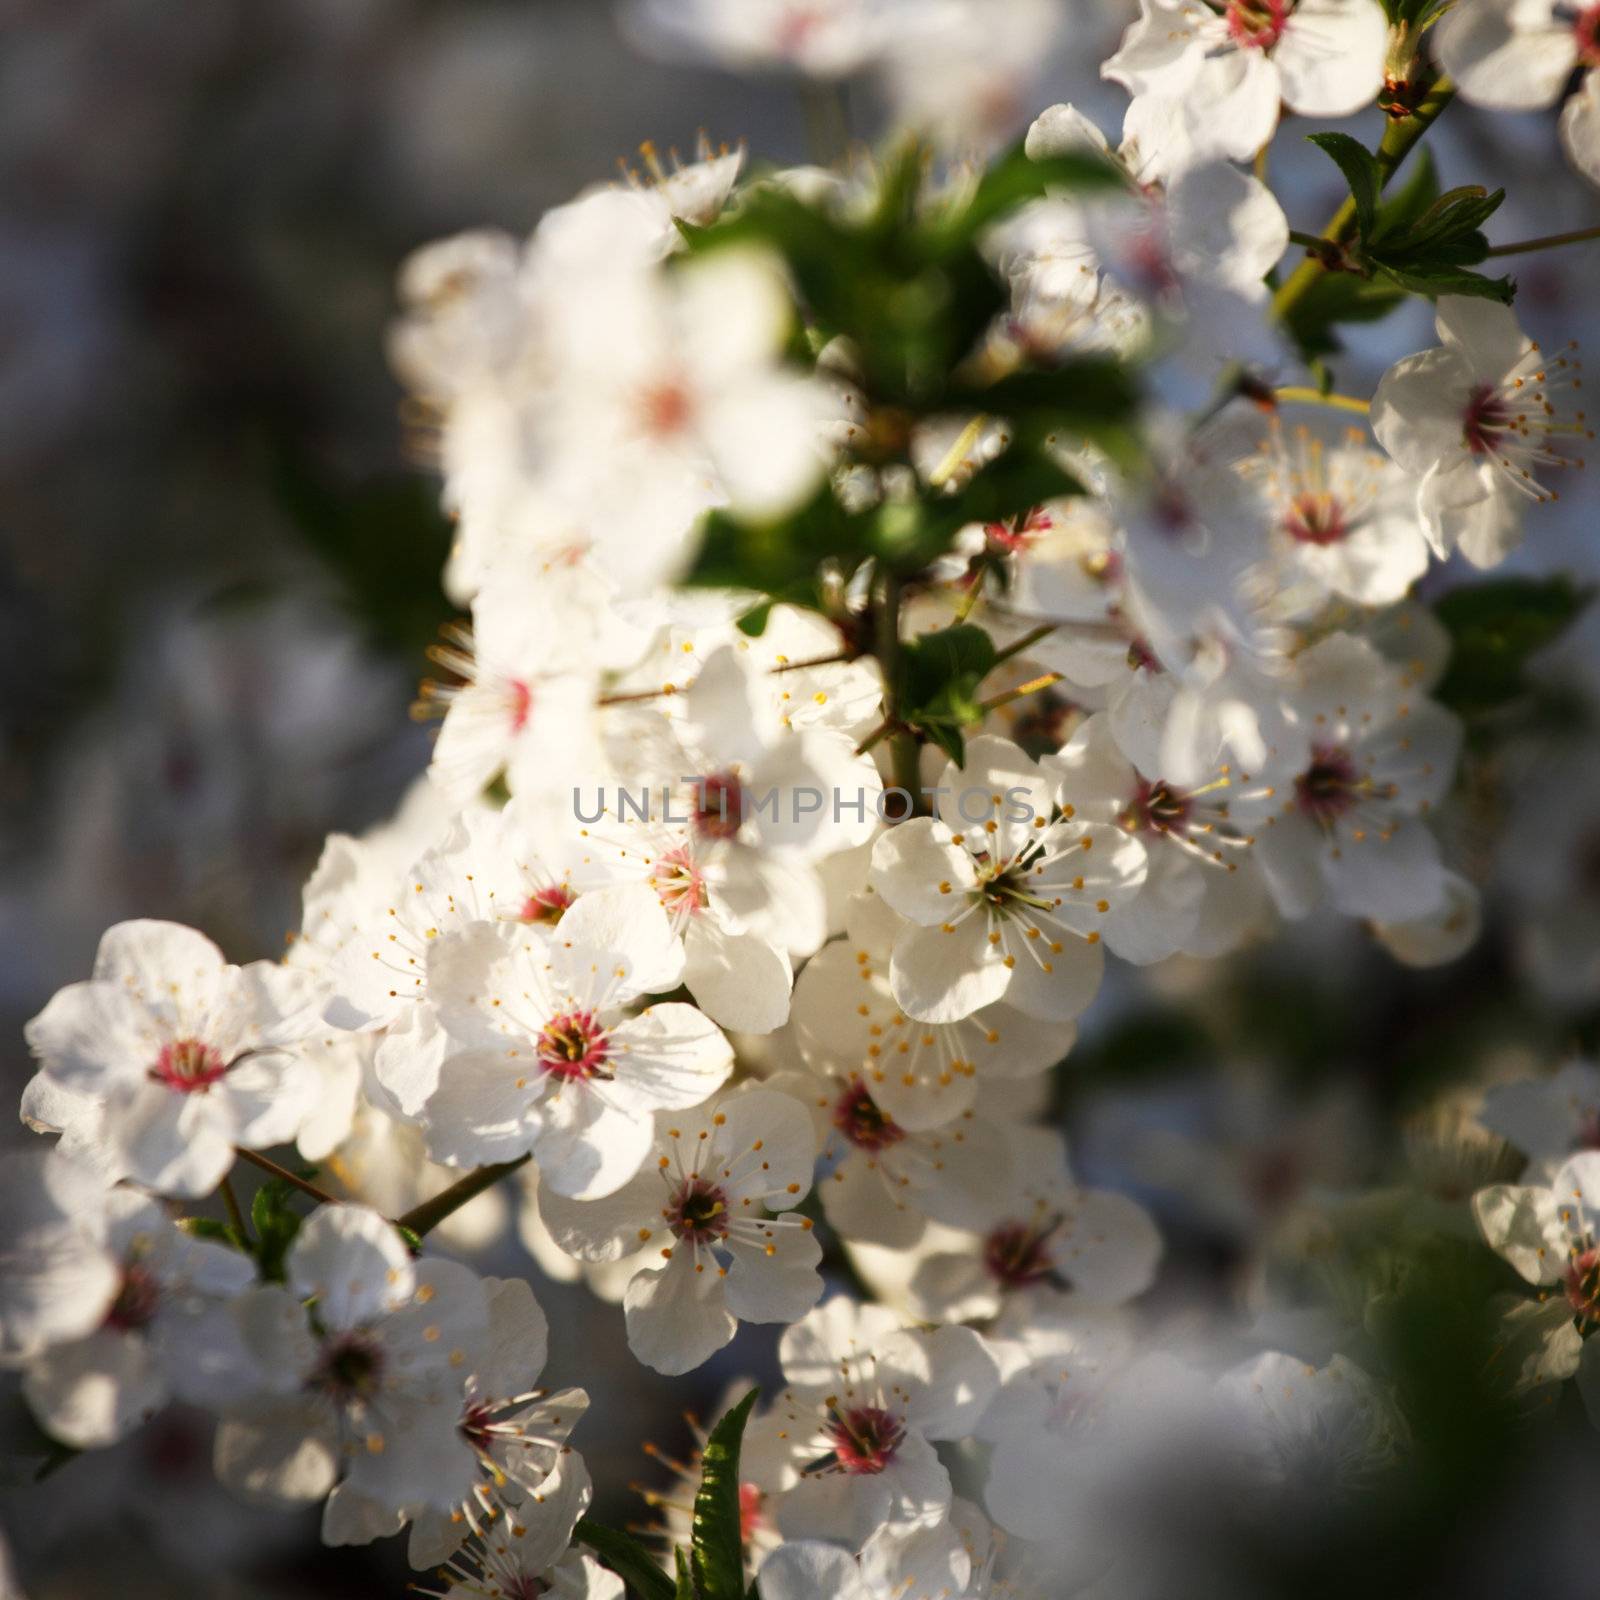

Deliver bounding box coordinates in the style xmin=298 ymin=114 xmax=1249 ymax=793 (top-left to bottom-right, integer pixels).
xmin=1 ymin=0 xmax=1598 ymax=1595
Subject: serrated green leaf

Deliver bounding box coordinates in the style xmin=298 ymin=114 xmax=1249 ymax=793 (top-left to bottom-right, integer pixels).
xmin=1433 ymin=576 xmax=1595 ymax=719
xmin=1307 ymin=132 xmax=1383 ymax=241
xmin=248 ymin=1176 xmax=307 ymax=1283
xmin=574 ymin=1520 xmax=677 ymax=1600
xmin=1371 ymin=260 xmax=1516 ymax=304
xmin=675 ymin=1548 xmax=696 ymax=1600
xmin=690 ymin=1388 xmax=761 ymax=1600
xmin=1385 ymin=185 xmax=1504 ymax=254
xmin=1370 ymin=146 xmax=1440 ymax=243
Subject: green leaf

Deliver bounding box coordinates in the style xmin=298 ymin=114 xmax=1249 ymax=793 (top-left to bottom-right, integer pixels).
xmin=1307 ymin=132 xmax=1383 ymax=240
xmin=1371 ymin=145 xmax=1441 ymax=243
xmin=180 ymin=1216 xmax=250 ymax=1254
xmin=735 ymin=601 xmax=773 ymax=638
xmin=898 ymin=624 xmax=998 ymax=762
xmin=947 ymin=360 xmax=1142 ymax=446
xmin=675 ymin=1549 xmax=697 ymax=1600
xmin=1370 ymin=260 xmax=1515 ymax=304
xmin=941 ymin=139 xmax=1124 ymax=243
xmin=685 ymin=485 xmax=872 ymax=600
xmin=1432 ymin=576 xmax=1594 ymax=719
xmin=248 ymin=1177 xmax=308 ymax=1283
xmin=1384 ymin=185 xmax=1504 ymax=255
xmin=690 ymin=1388 xmax=761 ymax=1600
xmin=574 ymin=1520 xmax=677 ymax=1600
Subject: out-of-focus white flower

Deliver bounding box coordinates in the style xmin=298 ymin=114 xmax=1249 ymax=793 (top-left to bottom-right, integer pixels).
xmin=22 ymin=1190 xmax=254 ymax=1449
xmin=0 ymin=1150 xmax=120 ymax=1367
xmin=1215 ymin=1351 xmax=1406 ymax=1499
xmin=1561 ymin=68 xmax=1600 ymax=186
xmin=546 ymin=242 xmax=837 ymax=522
xmin=214 ymin=1205 xmax=490 ymax=1517
xmin=539 ymin=1089 xmax=823 ymax=1374
xmin=1480 ymin=1060 xmax=1600 ymax=1171
xmin=1436 ymin=0 xmax=1600 ymax=146
xmin=758 ymin=1518 xmax=978 ymax=1600
xmin=1369 ymin=869 xmax=1482 ymax=969
xmin=24 ymin=920 xmax=321 ymax=1197
xmin=1372 ymin=297 xmax=1593 ymax=568
xmin=620 ymin=0 xmax=903 ymax=77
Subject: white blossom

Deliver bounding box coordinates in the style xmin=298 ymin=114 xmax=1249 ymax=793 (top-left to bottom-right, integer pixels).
xmin=24 ymin=921 xmax=321 ymax=1197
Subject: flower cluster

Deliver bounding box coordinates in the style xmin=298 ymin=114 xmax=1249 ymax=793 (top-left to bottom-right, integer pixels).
xmin=7 ymin=2 xmax=1598 ymax=1595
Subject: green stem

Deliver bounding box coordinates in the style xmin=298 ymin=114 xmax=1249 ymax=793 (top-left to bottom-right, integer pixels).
xmin=875 ymin=571 xmax=923 ymax=811
xmin=975 ymin=671 xmax=1063 ymax=717
xmin=988 ymin=621 xmax=1058 ymax=670
xmin=396 ymin=1156 xmax=531 ymax=1239
xmin=1274 ymin=386 xmax=1371 ymax=415
xmin=1483 ymin=223 xmax=1600 ymax=258
xmin=1272 ymin=74 xmax=1456 ymax=327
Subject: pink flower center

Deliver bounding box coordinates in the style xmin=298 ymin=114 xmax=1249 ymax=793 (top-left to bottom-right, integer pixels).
xmin=739 ymin=1482 xmax=768 ymax=1541
xmin=983 ymin=1218 xmax=1061 ymax=1288
xmin=1284 ymin=490 xmax=1349 ymax=546
xmin=824 ymin=1405 xmax=906 ymax=1475
xmin=148 ymin=1037 xmax=228 ymax=1094
xmin=665 ymin=1177 xmax=730 ymax=1244
xmin=832 ymin=1079 xmax=906 ymax=1152
xmin=1226 ymin=0 xmax=1289 ymax=49
xmin=460 ymin=1401 xmax=500 ymax=1452
xmin=1565 ymin=1245 xmax=1600 ymax=1325
xmin=519 ymin=885 xmax=575 ymax=925
xmin=649 ymin=846 xmax=709 ymax=917
xmin=1574 ymin=5 xmax=1600 ymax=68
xmin=508 ymin=679 xmax=533 ymax=734
xmin=1463 ymin=382 xmax=1514 ymax=454
xmin=536 ymin=1009 xmax=612 ymax=1081
xmin=1128 ymin=226 xmax=1180 ymax=298
xmin=985 ymin=507 xmax=1053 ymax=554
xmin=105 ymin=1263 xmax=161 ymax=1332
xmin=777 ymin=7 xmax=822 ymax=54
xmin=693 ymin=772 xmax=747 ymax=841
xmin=639 ymin=378 xmax=695 ymax=441
xmin=1295 ymin=744 xmax=1361 ymax=822
xmin=1122 ymin=776 xmax=1193 ymax=836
